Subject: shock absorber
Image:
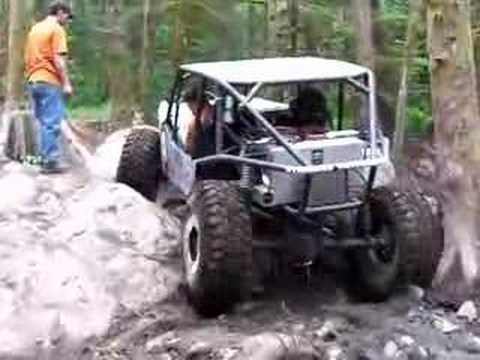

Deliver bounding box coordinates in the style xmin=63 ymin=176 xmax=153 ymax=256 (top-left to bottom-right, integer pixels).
xmin=239 ymin=146 xmax=254 ymax=192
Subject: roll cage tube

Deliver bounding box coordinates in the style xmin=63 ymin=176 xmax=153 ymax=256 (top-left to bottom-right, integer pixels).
xmin=337 ymin=81 xmax=344 ymax=131
xmin=166 ymin=70 xmax=307 ymax=166
xmin=346 ymin=71 xmax=378 ymax=159
xmin=367 ymin=70 xmax=378 ymax=159
xmin=165 ymin=73 xmax=178 ymax=128
xmin=164 ymin=71 xmax=185 ymax=143
xmin=165 ymin=68 xmax=381 ymax=169
xmin=215 ymin=85 xmax=224 ymax=154
xmin=212 ymin=79 xmax=308 ymax=166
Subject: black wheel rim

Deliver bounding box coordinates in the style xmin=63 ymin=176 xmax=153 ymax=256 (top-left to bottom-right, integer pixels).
xmin=188 ymin=227 xmax=199 ymax=263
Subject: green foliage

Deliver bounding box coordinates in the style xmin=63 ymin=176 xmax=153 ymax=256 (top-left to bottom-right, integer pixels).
xmin=407 ymin=103 xmax=431 ymax=133
xmin=53 ymin=0 xmax=446 ymax=137
xmin=67 ymin=9 xmax=109 ymax=108
xmin=68 ymin=103 xmax=111 ymax=123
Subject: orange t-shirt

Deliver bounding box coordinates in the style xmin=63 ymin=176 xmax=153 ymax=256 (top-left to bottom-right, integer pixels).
xmin=24 ymin=17 xmax=68 ymax=86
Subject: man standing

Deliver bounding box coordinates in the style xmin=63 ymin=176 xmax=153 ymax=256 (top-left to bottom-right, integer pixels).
xmin=24 ymin=1 xmax=73 ymax=173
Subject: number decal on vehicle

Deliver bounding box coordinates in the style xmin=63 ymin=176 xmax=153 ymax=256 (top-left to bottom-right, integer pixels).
xmin=311 ymin=149 xmax=324 ymax=165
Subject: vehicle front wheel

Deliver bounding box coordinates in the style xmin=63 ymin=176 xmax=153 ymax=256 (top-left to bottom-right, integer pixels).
xmin=116 ymin=127 xmax=161 ymax=201
xmin=182 ymin=180 xmax=253 ymax=317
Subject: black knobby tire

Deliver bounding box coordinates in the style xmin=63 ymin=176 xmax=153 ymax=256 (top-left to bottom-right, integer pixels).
xmin=349 ymin=186 xmax=422 ymax=301
xmin=182 ymin=180 xmax=253 ymax=316
xmin=405 ymin=189 xmax=444 ymax=287
xmin=116 ymin=127 xmax=161 ymax=201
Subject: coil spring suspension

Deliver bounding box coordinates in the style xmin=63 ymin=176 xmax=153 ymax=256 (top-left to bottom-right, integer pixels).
xmin=240 ymin=164 xmax=254 ymax=191
xmin=239 ymin=145 xmax=254 ymax=192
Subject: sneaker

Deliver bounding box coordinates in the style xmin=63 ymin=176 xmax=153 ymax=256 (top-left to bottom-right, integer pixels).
xmin=40 ymin=161 xmax=70 ymax=174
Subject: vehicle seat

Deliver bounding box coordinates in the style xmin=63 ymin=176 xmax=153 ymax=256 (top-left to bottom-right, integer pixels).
xmin=275 ymin=124 xmax=327 ymax=141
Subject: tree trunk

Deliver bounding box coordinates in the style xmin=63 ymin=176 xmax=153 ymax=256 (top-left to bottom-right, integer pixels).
xmin=5 ymin=0 xmax=29 ymax=108
xmin=267 ymin=0 xmax=294 ymax=57
xmin=352 ymin=0 xmax=397 ymax=138
xmin=374 ymin=0 xmax=399 ymax=138
xmin=266 ymin=0 xmax=297 ymax=99
xmin=139 ymin=0 xmax=158 ymax=125
xmin=248 ymin=0 xmax=256 ymax=56
xmin=427 ymin=0 xmax=480 ymax=302
xmin=393 ymin=0 xmax=423 ymax=162
xmin=350 ymin=0 xmax=376 ymax=130
xmin=263 ymin=0 xmax=269 ymax=56
xmin=473 ymin=1 xmax=480 ymax=105
xmin=288 ymin=0 xmax=299 ymax=55
xmin=139 ymin=0 xmax=151 ymax=104
xmin=1 ymin=0 xmax=35 ymax=161
xmin=351 ymin=0 xmax=375 ymax=69
xmin=170 ymin=1 xmax=189 ymax=68
xmin=0 ymin=0 xmax=8 ymax=103
xmin=105 ymin=0 xmax=136 ymax=125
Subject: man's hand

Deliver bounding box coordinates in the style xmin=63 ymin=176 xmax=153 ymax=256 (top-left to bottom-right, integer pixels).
xmin=54 ymin=54 xmax=73 ymax=97
xmin=63 ymin=82 xmax=74 ymax=97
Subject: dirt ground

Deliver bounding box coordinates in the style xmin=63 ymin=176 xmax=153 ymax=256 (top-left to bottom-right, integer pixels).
xmin=94 ymin=279 xmax=480 ymax=360
xmin=1 ymin=131 xmax=480 ymax=360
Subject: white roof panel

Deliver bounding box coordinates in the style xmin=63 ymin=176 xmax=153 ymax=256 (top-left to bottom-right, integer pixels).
xmin=180 ymin=57 xmax=369 ymax=84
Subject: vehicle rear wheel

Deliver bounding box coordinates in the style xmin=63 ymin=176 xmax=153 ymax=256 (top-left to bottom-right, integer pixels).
xmin=348 ymin=186 xmax=422 ymax=301
xmin=182 ymin=180 xmax=253 ymax=317
xmin=405 ymin=189 xmax=444 ymax=288
xmin=116 ymin=127 xmax=161 ymax=201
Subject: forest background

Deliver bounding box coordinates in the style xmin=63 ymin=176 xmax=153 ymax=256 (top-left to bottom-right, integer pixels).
xmin=1 ymin=0 xmax=478 ymax=146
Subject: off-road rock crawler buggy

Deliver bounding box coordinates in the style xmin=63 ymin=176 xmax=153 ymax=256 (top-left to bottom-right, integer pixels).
xmin=117 ymin=57 xmax=444 ymax=317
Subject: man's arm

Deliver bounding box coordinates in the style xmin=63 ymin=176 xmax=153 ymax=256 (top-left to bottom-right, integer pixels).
xmin=52 ymin=24 xmax=72 ymax=95
xmin=54 ymin=53 xmax=73 ymax=95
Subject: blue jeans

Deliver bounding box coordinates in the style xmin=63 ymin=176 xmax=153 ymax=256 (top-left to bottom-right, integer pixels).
xmin=28 ymin=82 xmax=65 ymax=164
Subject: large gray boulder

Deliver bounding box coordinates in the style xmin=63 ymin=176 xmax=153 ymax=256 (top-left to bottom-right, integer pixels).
xmin=0 ymin=157 xmax=180 ymax=357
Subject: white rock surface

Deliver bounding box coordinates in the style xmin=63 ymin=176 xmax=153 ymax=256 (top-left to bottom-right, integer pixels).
xmin=234 ymin=333 xmax=317 ymax=360
xmin=384 ymin=341 xmax=399 ymax=358
xmin=187 ymin=341 xmax=213 ymax=359
xmin=457 ymin=301 xmax=478 ymax=322
xmin=398 ymin=335 xmax=415 ymax=347
xmin=432 ymin=315 xmax=460 ymax=334
xmin=407 ymin=285 xmax=425 ymax=301
xmin=0 ymin=150 xmax=181 ymax=357
xmin=87 ymin=129 xmax=130 ymax=181
xmin=314 ymin=320 xmax=339 ymax=342
xmin=146 ymin=331 xmax=179 ymax=353
xmin=324 ymin=345 xmax=347 ymax=360
xmin=0 ymin=163 xmax=38 ymax=212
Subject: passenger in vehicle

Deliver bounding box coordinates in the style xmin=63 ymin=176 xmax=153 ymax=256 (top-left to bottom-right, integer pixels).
xmin=289 ymin=86 xmax=332 ymax=139
xmin=182 ymin=78 xmax=240 ymax=180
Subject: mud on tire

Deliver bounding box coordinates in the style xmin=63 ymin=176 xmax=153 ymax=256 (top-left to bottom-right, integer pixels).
xmin=348 ymin=186 xmax=423 ymax=301
xmin=116 ymin=127 xmax=161 ymax=201
xmin=182 ymin=180 xmax=253 ymax=317
xmin=405 ymin=189 xmax=444 ymax=288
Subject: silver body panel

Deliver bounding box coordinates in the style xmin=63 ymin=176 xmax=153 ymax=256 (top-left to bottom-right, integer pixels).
xmin=252 ymin=137 xmax=366 ymax=207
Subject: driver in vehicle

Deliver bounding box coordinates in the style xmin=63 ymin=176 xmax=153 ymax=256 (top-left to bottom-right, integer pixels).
xmin=183 ymin=78 xmax=215 ymax=157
